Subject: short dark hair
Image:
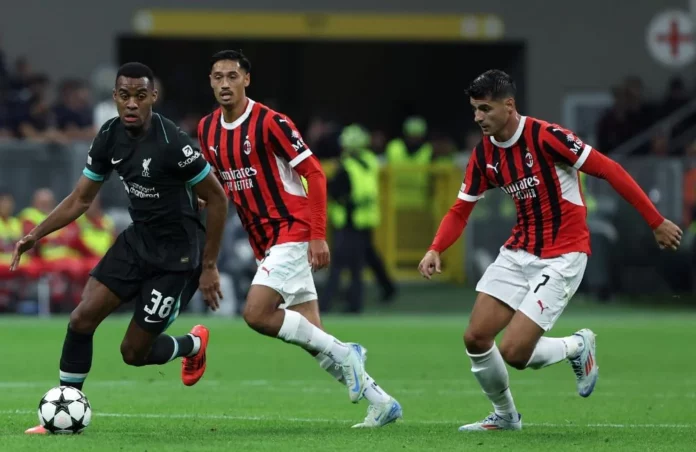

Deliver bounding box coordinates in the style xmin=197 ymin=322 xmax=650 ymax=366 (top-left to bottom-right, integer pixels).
xmin=210 ymin=50 xmax=251 ymax=73
xmin=465 ymin=70 xmax=516 ymax=100
xmin=116 ymin=62 xmax=155 ymax=85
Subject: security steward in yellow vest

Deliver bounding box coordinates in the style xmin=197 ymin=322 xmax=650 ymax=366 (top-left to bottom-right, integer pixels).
xmin=385 ymin=116 xmax=433 ymax=210
xmin=323 ymin=125 xmax=382 ymax=314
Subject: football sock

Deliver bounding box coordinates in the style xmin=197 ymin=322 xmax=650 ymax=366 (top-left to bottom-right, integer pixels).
xmin=527 ymin=336 xmax=582 ymax=369
xmin=315 ymin=353 xmax=345 ymax=383
xmin=59 ymin=326 xmax=94 ymax=390
xmin=315 ymin=354 xmax=391 ymax=404
xmin=278 ymin=310 xmax=350 ymax=361
xmin=468 ymin=344 xmax=518 ymax=416
xmin=144 ymin=334 xmax=198 ymax=365
xmin=363 ymin=375 xmax=391 ymax=404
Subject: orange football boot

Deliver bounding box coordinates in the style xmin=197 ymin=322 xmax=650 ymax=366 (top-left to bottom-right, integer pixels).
xmin=25 ymin=425 xmax=48 ymax=434
xmin=181 ymin=325 xmax=209 ymax=386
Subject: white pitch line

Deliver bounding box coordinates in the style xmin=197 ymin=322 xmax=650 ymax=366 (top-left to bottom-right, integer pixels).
xmin=2 ymin=380 xmax=693 ymax=399
xmin=0 ymin=410 xmax=692 ymax=429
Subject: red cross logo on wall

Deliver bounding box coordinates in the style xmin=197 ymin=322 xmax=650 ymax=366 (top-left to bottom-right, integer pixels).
xmin=657 ymin=19 xmax=693 ymax=57
xmin=647 ymin=10 xmax=696 ymax=68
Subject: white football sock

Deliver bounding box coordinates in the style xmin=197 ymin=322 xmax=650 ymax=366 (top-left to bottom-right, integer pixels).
xmin=527 ymin=336 xmax=584 ymax=369
xmin=187 ymin=334 xmax=201 ymax=357
xmin=363 ymin=374 xmax=391 ymax=404
xmin=315 ymin=354 xmax=390 ymax=404
xmin=278 ymin=310 xmax=350 ymax=362
xmin=316 ymin=353 xmax=344 ymax=383
xmin=468 ymin=344 xmax=518 ymax=417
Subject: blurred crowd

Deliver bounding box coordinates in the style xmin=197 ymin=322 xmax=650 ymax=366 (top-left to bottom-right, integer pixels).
xmin=3 ymin=44 xmax=696 ymax=313
xmin=596 ymin=75 xmax=695 ymax=157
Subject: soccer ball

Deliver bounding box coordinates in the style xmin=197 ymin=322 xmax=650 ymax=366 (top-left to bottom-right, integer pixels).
xmin=38 ymin=386 xmax=92 ymax=434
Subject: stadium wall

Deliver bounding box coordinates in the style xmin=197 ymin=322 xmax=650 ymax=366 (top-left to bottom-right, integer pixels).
xmin=0 ymin=0 xmax=687 ymax=121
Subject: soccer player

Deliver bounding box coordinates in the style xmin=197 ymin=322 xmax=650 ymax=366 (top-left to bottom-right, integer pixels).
xmin=418 ymin=70 xmax=682 ymax=432
xmin=197 ymin=50 xmax=402 ymax=428
xmin=12 ymin=63 xmax=229 ymax=434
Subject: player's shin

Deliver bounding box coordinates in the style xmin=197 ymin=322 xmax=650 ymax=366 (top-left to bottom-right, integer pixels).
xmin=59 ymin=326 xmax=94 ymax=390
xmin=468 ymin=344 xmax=518 ymax=417
xmin=277 ymin=310 xmax=350 ymax=361
xmin=526 ymin=336 xmax=583 ymax=369
xmin=143 ymin=334 xmax=201 ymax=365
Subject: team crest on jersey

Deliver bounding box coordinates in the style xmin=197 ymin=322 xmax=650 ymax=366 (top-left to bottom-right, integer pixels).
xmin=142 ymin=158 xmax=151 ymax=177
xmin=525 ymin=151 xmax=534 ymax=168
xmin=243 ymin=135 xmax=252 ymax=155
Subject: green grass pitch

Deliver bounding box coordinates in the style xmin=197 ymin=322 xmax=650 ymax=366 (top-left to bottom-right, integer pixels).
xmin=1 ymin=288 xmax=695 ymax=451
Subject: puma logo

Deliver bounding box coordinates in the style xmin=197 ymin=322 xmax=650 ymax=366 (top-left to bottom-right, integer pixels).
xmin=261 ymin=266 xmax=272 ymax=277
xmin=537 ymin=300 xmax=548 ymax=314
xmin=486 ymin=163 xmax=500 ymax=174
xmin=209 ymin=146 xmax=218 ymax=156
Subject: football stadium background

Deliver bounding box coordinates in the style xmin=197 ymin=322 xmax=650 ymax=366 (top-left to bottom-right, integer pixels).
xmin=1 ymin=1 xmax=696 ymax=450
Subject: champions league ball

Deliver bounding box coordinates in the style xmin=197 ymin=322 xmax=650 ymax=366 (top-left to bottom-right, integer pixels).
xmin=38 ymin=386 xmax=92 ymax=434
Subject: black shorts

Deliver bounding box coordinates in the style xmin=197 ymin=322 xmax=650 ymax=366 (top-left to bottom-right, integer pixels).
xmin=90 ymin=232 xmax=202 ymax=334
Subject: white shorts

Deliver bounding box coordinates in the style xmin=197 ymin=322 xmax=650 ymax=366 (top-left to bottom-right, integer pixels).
xmin=475 ymin=247 xmax=588 ymax=331
xmin=251 ymin=242 xmax=317 ymax=309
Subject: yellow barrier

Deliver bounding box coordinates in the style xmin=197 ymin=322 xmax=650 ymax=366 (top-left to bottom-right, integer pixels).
xmin=322 ymin=160 xmax=465 ymax=284
xmin=375 ymin=163 xmax=465 ymax=283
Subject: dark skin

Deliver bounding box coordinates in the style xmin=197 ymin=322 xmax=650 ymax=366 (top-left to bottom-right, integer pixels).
xmin=208 ymin=58 xmax=329 ymax=339
xmin=9 ymin=76 xmax=229 ymax=364
xmin=418 ymin=93 xmax=683 ymax=368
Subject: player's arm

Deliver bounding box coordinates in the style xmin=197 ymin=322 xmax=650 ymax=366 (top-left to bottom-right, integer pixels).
xmin=266 ymin=114 xmax=329 ymax=270
xmin=543 ymin=126 xmax=681 ymax=250
xmin=172 ymin=130 xmax=228 ymax=307
xmin=10 ymin=131 xmax=110 ymax=270
xmin=420 ymin=147 xmax=490 ymax=279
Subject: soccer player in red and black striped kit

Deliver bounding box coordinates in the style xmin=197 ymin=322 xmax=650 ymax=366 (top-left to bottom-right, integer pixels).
xmin=198 ymin=50 xmax=402 ymax=427
xmin=419 ymin=70 xmax=682 ymax=432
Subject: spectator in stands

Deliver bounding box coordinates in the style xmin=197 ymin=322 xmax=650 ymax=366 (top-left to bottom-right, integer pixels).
xmin=660 ymin=76 xmax=689 ymax=117
xmin=54 ymin=79 xmax=95 ymax=141
xmin=0 ymin=96 xmax=10 ymax=139
xmin=7 ymin=56 xmax=32 ymax=102
xmin=18 ymin=188 xmax=81 ymax=309
xmin=13 ymin=74 xmax=67 ymax=143
xmin=650 ymin=129 xmax=670 ymax=156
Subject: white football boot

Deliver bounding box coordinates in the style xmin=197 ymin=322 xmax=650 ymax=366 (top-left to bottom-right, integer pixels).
xmin=352 ymin=397 xmax=403 ymax=428
xmin=458 ymin=412 xmax=522 ymax=431
xmin=339 ymin=343 xmax=368 ymax=403
xmin=568 ymin=328 xmax=598 ymax=397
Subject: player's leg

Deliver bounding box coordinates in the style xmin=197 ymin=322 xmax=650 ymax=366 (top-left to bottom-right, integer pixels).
xmin=242 ymin=242 xmax=367 ymax=402
xmin=120 ymin=269 xmax=207 ymax=381
xmin=459 ymin=249 xmax=528 ymax=432
xmin=288 ymin=300 xmax=402 ymax=428
xmin=58 ymin=277 xmax=122 ymax=390
xmin=500 ymin=252 xmax=597 ymax=397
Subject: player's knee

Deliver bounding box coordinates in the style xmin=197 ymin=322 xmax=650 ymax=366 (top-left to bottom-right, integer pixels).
xmin=68 ymin=306 xmax=99 ymax=334
xmin=120 ymin=342 xmax=148 ymax=367
xmin=463 ymin=329 xmax=495 ymax=355
xmin=242 ymin=301 xmax=268 ymax=332
xmin=499 ymin=343 xmax=530 ymax=370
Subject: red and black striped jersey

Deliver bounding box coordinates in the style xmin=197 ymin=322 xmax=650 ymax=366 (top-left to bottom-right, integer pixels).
xmin=197 ymin=99 xmax=325 ymax=260
xmin=460 ymin=116 xmax=592 ymax=257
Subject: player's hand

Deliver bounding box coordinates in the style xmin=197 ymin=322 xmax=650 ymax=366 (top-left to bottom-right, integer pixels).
xmin=199 ymin=266 xmax=223 ymax=311
xmin=9 ymin=234 xmax=37 ymax=271
xmin=197 ymin=198 xmax=207 ymax=210
xmin=654 ymin=219 xmax=682 ymax=251
xmin=308 ymin=239 xmax=330 ymax=271
xmin=418 ymin=250 xmax=441 ymax=280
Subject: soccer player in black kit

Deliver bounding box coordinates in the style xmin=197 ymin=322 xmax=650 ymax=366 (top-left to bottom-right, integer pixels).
xmin=10 ymin=63 xmax=229 ymax=434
